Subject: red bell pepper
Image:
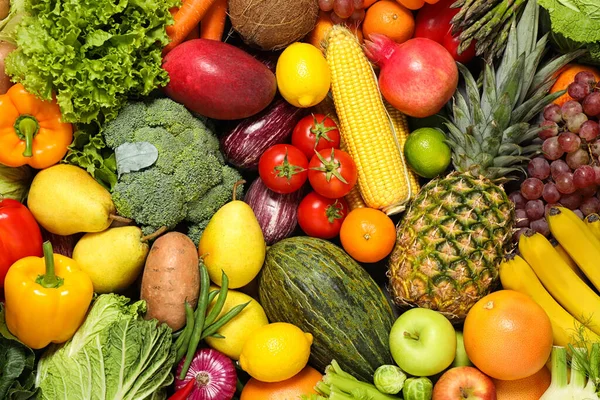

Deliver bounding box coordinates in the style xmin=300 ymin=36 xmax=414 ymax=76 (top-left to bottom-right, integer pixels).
xmin=169 ymin=379 xmax=195 ymax=400
xmin=414 ymin=0 xmax=476 ymax=64
xmin=0 ymin=198 xmax=43 ymax=289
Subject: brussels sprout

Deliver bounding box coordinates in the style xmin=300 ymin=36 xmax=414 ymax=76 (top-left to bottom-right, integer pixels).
xmin=373 ymin=365 xmax=407 ymax=394
xmin=403 ymin=377 xmax=433 ymax=400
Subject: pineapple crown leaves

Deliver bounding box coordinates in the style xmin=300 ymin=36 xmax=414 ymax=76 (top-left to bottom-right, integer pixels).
xmin=443 ymin=0 xmax=586 ymax=181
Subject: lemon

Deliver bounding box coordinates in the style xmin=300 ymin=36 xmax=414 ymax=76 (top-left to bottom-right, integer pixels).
xmin=205 ymin=287 xmax=269 ymax=360
xmin=239 ymin=322 xmax=314 ymax=383
xmin=404 ymin=127 xmax=452 ymax=179
xmin=276 ymin=42 xmax=331 ymax=108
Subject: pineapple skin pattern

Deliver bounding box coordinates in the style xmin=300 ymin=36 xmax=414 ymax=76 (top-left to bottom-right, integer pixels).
xmin=388 ymin=172 xmax=515 ymax=321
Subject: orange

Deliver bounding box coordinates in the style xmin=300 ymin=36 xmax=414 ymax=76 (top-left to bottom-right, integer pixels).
xmin=339 ymin=208 xmax=397 ymax=263
xmin=364 ymin=0 xmax=379 ymax=7
xmin=362 ymin=0 xmax=414 ymax=44
xmin=550 ymin=63 xmax=600 ymax=106
xmin=306 ymin=12 xmax=363 ymax=53
xmin=463 ymin=290 xmax=553 ymax=381
xmin=492 ymin=366 xmax=551 ymax=400
xmin=240 ymin=366 xmax=322 ymax=400
xmin=396 ymin=0 xmax=440 ymax=9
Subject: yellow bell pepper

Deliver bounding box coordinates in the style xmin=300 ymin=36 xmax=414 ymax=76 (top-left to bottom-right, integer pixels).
xmin=4 ymin=241 xmax=94 ymax=349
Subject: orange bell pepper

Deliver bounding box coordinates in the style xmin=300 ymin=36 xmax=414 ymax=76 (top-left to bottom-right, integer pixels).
xmin=0 ymin=83 xmax=73 ymax=169
xmin=4 ymin=241 xmax=93 ymax=349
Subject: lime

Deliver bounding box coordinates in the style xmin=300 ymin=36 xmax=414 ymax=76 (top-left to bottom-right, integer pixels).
xmin=404 ymin=127 xmax=451 ymax=178
xmin=276 ymin=42 xmax=331 ymax=108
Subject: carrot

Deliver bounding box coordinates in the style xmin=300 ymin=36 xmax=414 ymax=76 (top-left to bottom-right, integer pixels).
xmin=164 ymin=0 xmax=217 ymax=54
xmin=200 ymin=0 xmax=227 ymax=41
xmin=185 ymin=25 xmax=201 ymax=41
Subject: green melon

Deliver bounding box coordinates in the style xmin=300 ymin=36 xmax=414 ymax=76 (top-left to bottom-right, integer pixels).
xmin=258 ymin=236 xmax=395 ymax=381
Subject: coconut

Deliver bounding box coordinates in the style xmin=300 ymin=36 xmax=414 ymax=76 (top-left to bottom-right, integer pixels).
xmin=228 ymin=0 xmax=319 ymax=51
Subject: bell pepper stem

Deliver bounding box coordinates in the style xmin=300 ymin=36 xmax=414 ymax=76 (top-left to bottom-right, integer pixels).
xmin=14 ymin=116 xmax=40 ymax=158
xmin=36 ymin=241 xmax=64 ymax=289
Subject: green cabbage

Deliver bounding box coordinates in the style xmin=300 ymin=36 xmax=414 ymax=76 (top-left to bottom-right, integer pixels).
xmin=0 ymin=164 xmax=33 ymax=202
xmin=4 ymin=0 xmax=179 ymax=125
xmin=35 ymin=294 xmax=175 ymax=400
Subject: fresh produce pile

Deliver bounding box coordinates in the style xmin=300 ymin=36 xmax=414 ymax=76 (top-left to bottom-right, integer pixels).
xmin=1 ymin=0 xmax=600 ymax=399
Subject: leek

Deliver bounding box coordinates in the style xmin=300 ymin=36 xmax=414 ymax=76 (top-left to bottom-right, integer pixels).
xmin=540 ymin=346 xmax=600 ymax=400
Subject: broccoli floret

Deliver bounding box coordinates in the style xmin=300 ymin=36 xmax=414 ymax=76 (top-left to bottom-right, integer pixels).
xmin=104 ymin=98 xmax=243 ymax=238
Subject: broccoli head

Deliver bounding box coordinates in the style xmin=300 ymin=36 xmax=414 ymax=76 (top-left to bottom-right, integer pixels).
xmin=104 ymin=98 xmax=243 ymax=237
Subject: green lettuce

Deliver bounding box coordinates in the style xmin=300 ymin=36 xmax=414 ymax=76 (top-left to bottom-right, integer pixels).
xmin=539 ymin=0 xmax=600 ymax=64
xmin=35 ymin=294 xmax=175 ymax=400
xmin=0 ymin=305 xmax=38 ymax=400
xmin=5 ymin=0 xmax=179 ymax=125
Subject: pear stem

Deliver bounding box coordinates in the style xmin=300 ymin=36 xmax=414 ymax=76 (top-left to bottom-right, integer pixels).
xmin=232 ymin=180 xmax=246 ymax=200
xmin=109 ymin=214 xmax=132 ymax=224
xmin=141 ymin=226 xmax=167 ymax=242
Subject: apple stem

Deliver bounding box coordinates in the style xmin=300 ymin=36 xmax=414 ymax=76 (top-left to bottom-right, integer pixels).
xmin=403 ymin=331 xmax=420 ymax=341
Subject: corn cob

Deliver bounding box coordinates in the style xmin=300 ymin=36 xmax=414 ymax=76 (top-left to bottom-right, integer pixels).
xmin=384 ymin=102 xmax=420 ymax=198
xmin=324 ymin=25 xmax=412 ymax=215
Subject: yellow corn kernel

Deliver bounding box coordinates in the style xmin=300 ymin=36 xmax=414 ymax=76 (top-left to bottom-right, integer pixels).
xmin=325 ymin=25 xmax=411 ymax=215
xmin=384 ymin=102 xmax=420 ymax=199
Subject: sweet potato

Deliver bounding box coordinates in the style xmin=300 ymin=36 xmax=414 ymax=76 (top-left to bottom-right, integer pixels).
xmin=141 ymin=232 xmax=200 ymax=331
xmin=0 ymin=0 xmax=9 ymax=20
xmin=0 ymin=41 xmax=16 ymax=95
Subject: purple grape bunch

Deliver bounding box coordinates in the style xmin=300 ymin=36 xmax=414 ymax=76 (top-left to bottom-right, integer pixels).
xmin=511 ymin=71 xmax=600 ymax=240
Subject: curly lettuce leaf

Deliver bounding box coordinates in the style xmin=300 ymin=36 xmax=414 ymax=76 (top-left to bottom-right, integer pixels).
xmin=540 ymin=0 xmax=600 ymax=63
xmin=35 ymin=294 xmax=175 ymax=400
xmin=5 ymin=0 xmax=179 ymax=125
xmin=0 ymin=305 xmax=38 ymax=400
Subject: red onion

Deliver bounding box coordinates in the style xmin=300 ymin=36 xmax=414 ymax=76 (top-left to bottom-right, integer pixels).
xmin=174 ymin=348 xmax=237 ymax=400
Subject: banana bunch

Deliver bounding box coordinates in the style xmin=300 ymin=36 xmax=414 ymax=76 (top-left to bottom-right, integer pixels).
xmin=500 ymin=206 xmax=600 ymax=348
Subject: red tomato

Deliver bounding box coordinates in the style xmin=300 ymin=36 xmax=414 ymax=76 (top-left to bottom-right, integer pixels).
xmin=308 ymin=148 xmax=357 ymax=199
xmin=258 ymin=144 xmax=308 ymax=194
xmin=297 ymin=192 xmax=349 ymax=239
xmin=291 ymin=114 xmax=341 ymax=159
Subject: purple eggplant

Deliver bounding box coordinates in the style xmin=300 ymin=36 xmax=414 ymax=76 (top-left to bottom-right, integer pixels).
xmin=244 ymin=177 xmax=302 ymax=245
xmin=220 ymin=98 xmax=306 ymax=170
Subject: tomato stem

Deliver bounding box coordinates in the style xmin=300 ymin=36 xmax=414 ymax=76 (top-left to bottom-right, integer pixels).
xmin=310 ymin=148 xmax=348 ymax=184
xmin=274 ymin=150 xmax=306 ymax=180
xmin=310 ymin=114 xmax=337 ymax=148
xmin=325 ymin=200 xmax=345 ymax=223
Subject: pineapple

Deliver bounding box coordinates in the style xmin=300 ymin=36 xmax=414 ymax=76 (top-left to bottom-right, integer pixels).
xmin=387 ymin=0 xmax=585 ymax=321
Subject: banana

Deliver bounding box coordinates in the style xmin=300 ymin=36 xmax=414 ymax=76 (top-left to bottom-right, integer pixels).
xmin=547 ymin=206 xmax=600 ymax=292
xmin=551 ymin=239 xmax=588 ymax=282
xmin=499 ymin=254 xmax=599 ymax=347
xmin=519 ymin=229 xmax=600 ymax=336
xmin=584 ymin=213 xmax=600 ymax=241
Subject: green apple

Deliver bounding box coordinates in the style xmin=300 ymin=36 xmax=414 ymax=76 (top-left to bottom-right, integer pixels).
xmin=452 ymin=331 xmax=473 ymax=368
xmin=389 ymin=308 xmax=456 ymax=376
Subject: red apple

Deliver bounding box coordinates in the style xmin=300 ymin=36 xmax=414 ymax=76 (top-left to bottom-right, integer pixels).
xmin=433 ymin=367 xmax=497 ymax=400
xmin=364 ymin=35 xmax=459 ymax=119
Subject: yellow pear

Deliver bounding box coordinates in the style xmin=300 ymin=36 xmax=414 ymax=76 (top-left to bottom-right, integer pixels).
xmin=199 ymin=187 xmax=266 ymax=289
xmin=73 ymin=226 xmax=152 ymax=293
xmin=28 ymin=164 xmax=116 ymax=235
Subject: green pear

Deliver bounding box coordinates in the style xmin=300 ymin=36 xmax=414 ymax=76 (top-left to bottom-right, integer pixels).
xmin=28 ymin=164 xmax=116 ymax=235
xmin=73 ymin=226 xmax=152 ymax=293
xmin=199 ymin=197 xmax=266 ymax=289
